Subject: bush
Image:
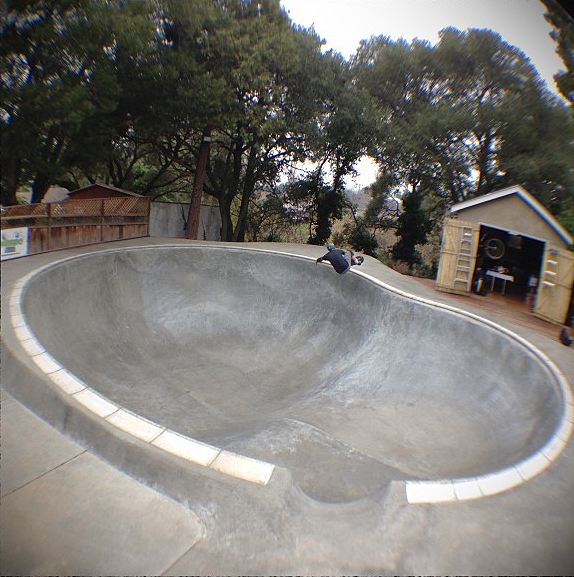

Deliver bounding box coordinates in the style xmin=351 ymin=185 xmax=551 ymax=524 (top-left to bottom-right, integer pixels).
xmin=340 ymin=219 xmax=379 ymax=255
xmin=264 ymin=231 xmax=282 ymax=242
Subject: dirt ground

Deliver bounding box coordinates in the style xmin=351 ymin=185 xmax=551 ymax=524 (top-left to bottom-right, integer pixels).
xmin=411 ymin=276 xmax=567 ymax=343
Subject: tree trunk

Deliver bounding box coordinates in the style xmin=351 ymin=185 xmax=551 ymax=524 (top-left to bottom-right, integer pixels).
xmin=219 ymin=198 xmax=234 ymax=242
xmin=476 ymin=131 xmax=494 ymax=196
xmin=186 ymin=127 xmax=211 ymax=239
xmin=218 ymin=135 xmax=244 ymax=242
xmin=30 ymin=174 xmax=50 ymax=204
xmin=232 ymin=146 xmax=258 ymax=242
xmin=1 ymin=158 xmax=21 ymax=205
xmin=30 ymin=129 xmax=65 ymax=204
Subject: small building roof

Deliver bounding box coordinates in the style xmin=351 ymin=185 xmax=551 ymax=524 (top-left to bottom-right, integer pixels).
xmin=68 ymin=184 xmax=143 ymax=198
xmin=450 ymin=185 xmax=573 ymax=246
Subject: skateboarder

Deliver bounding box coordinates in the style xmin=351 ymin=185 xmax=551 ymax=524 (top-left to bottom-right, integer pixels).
xmin=316 ymin=243 xmax=364 ymax=275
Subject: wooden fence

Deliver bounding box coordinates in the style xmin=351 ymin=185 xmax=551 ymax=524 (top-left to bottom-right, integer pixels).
xmin=1 ymin=197 xmax=150 ymax=258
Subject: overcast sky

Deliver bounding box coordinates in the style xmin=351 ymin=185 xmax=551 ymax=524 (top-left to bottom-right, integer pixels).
xmin=279 ymin=0 xmax=565 ymax=188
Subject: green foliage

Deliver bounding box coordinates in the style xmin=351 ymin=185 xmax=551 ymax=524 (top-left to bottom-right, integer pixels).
xmin=244 ymin=191 xmax=289 ymax=242
xmin=391 ymin=188 xmax=432 ymax=269
xmin=342 ymin=217 xmax=379 ymax=256
xmin=352 ymin=26 xmax=574 ymax=270
xmin=557 ymin=197 xmax=574 ymax=242
xmin=542 ymin=0 xmax=574 ymax=108
xmin=353 ymin=28 xmax=574 ymax=213
xmin=0 ymin=0 xmax=161 ymax=204
xmin=2 ymin=0 xmax=570 ymax=271
xmin=282 ymin=173 xmax=346 ymax=245
xmin=197 ymin=0 xmax=325 ymax=240
xmin=364 ymin=173 xmax=401 ymax=231
xmin=305 ymin=51 xmax=378 ymax=194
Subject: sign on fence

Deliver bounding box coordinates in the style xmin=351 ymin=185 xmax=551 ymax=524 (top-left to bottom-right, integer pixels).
xmin=1 ymin=227 xmax=29 ymax=260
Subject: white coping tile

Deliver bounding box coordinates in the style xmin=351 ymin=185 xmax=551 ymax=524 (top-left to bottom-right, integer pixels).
xmin=562 ymin=384 xmax=574 ymax=408
xmin=9 ymin=291 xmax=22 ymax=308
xmin=452 ymin=478 xmax=483 ymax=501
xmin=565 ymin=401 xmax=574 ymax=424
xmin=515 ymin=452 xmax=551 ymax=481
xmin=106 ymin=409 xmax=164 ymax=443
xmin=477 ymin=468 xmax=523 ymax=497
xmin=9 ymin=302 xmax=21 ymax=316
xmin=557 ymin=418 xmax=574 ymax=443
xmin=73 ymin=388 xmax=119 ymax=418
xmin=152 ymin=430 xmax=220 ymax=466
xmin=50 ymin=369 xmax=86 ymax=395
xmin=31 ymin=351 xmax=61 ymax=373
xmin=17 ymin=272 xmax=35 ymax=284
xmin=210 ymin=451 xmax=275 ymax=485
xmin=405 ymin=481 xmax=456 ymax=504
xmin=20 ymin=337 xmax=45 ymax=357
xmin=13 ymin=324 xmax=34 ymax=342
xmin=541 ymin=435 xmax=567 ymax=462
xmin=10 ymin=313 xmax=25 ymax=328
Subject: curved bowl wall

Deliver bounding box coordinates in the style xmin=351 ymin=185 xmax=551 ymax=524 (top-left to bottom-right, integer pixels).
xmin=20 ymin=246 xmax=565 ymax=500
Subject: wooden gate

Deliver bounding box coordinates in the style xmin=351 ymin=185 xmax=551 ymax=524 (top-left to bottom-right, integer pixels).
xmin=436 ymin=218 xmax=480 ymax=295
xmin=534 ymin=244 xmax=574 ymax=325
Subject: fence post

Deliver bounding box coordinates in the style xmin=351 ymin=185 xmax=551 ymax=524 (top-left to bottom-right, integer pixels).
xmin=146 ymin=197 xmax=151 ymax=237
xmin=101 ymin=198 xmax=105 ymax=243
xmin=47 ymin=202 xmax=51 ymax=251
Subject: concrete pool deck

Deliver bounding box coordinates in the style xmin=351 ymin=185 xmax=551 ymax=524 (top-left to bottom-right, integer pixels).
xmin=2 ymin=238 xmax=574 ymax=575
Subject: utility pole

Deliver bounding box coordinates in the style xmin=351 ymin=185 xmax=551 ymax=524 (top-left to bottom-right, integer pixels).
xmin=185 ymin=126 xmax=212 ymax=239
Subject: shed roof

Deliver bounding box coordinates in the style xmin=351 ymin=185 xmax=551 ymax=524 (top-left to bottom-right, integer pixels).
xmin=68 ymin=184 xmax=143 ymax=198
xmin=450 ymin=185 xmax=573 ymax=246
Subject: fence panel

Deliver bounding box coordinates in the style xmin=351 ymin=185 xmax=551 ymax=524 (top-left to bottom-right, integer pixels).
xmin=1 ymin=197 xmax=150 ymax=259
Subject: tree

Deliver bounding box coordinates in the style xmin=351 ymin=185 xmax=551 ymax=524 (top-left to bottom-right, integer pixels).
xmin=341 ymin=216 xmax=379 ymax=256
xmin=166 ymin=0 xmax=318 ymax=241
xmin=304 ymin=50 xmax=378 ymax=202
xmin=542 ymin=0 xmax=574 ymax=109
xmin=0 ymin=0 xmax=158 ymax=204
xmin=495 ymin=87 xmax=574 ymax=214
xmin=363 ymin=173 xmax=401 ymax=233
xmin=1 ymin=0 xmax=381 ymax=250
xmin=353 ymin=28 xmax=574 ymax=217
xmin=541 ymin=0 xmax=574 ymax=241
xmin=282 ymin=172 xmax=346 ymax=245
xmin=0 ymin=0 xmax=222 ymax=204
xmin=244 ymin=189 xmax=290 ymax=242
xmin=391 ymin=187 xmax=432 ymax=270
xmin=193 ymin=0 xmax=371 ymax=242
xmin=77 ymin=0 xmax=225 ymax=199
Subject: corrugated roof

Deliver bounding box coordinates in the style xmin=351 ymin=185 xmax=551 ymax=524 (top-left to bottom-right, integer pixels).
xmin=450 ymin=185 xmax=573 ymax=246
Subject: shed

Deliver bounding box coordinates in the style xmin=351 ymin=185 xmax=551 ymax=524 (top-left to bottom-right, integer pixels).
xmin=436 ymin=185 xmax=574 ymax=325
xmin=67 ymin=184 xmax=143 ymax=200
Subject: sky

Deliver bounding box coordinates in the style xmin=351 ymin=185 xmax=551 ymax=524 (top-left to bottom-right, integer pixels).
xmin=279 ymin=0 xmax=566 ymax=188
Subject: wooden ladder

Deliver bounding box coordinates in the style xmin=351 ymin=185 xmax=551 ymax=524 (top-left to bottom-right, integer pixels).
xmin=454 ymin=226 xmax=474 ymax=289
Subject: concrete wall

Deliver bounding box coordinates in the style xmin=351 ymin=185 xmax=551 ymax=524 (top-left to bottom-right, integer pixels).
xmin=149 ymin=202 xmax=221 ymax=241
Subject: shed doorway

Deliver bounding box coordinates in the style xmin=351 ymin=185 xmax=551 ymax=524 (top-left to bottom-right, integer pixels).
xmin=472 ymin=224 xmax=544 ymax=309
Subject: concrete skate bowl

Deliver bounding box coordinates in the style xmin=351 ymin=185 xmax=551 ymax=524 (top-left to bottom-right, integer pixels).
xmin=16 ymin=245 xmax=571 ymax=503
